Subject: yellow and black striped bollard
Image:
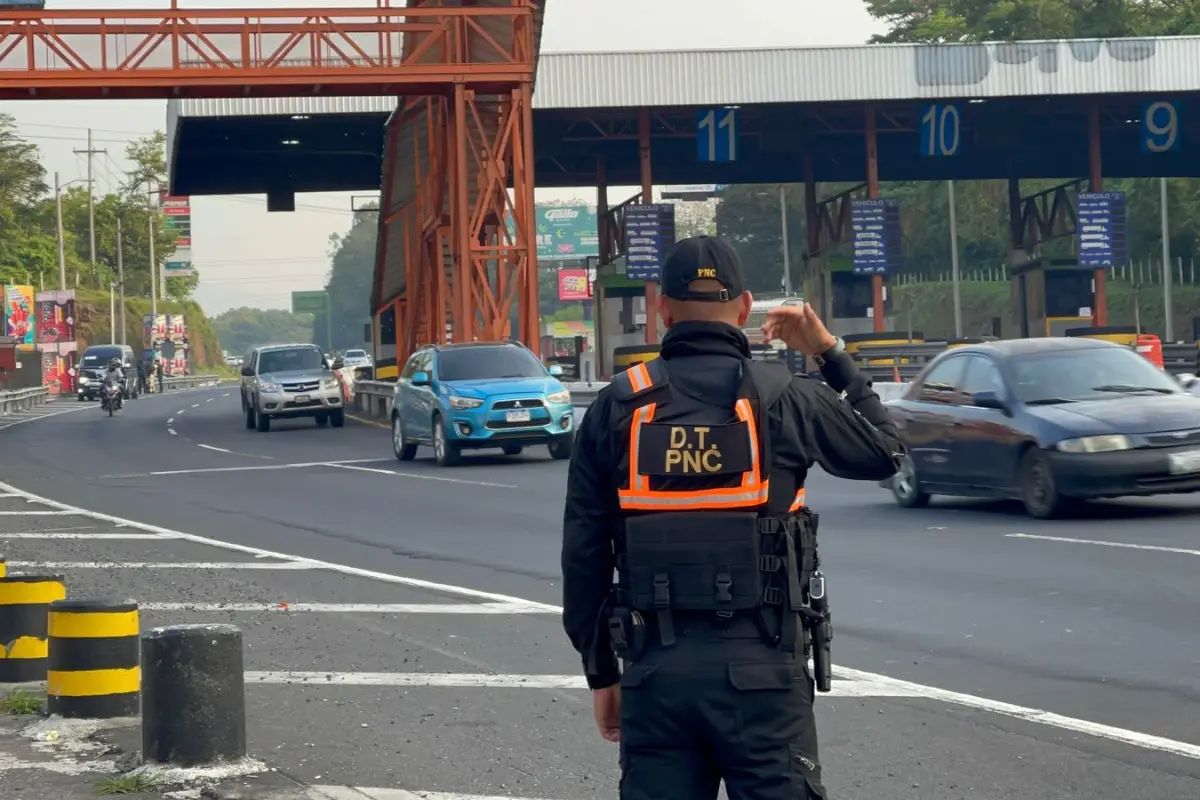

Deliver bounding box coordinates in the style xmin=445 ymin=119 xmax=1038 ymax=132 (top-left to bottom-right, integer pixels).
xmin=0 ymin=555 xmax=7 ymax=578
xmin=47 ymin=600 xmax=140 ymax=718
xmin=0 ymin=574 xmax=66 ymax=684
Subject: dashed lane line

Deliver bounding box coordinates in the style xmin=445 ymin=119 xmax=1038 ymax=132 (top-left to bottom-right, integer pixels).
xmin=102 ymin=458 xmax=392 ymax=479
xmin=3 ymin=480 xmax=1200 ymax=762
xmin=1007 ymin=532 xmax=1200 ymax=557
xmin=143 ymin=602 xmax=558 ymax=614
xmin=9 ymin=560 xmax=313 ymax=570
xmin=1 ymin=532 xmax=179 ymax=540
xmin=326 ymin=462 xmax=518 ymax=489
xmin=198 ymin=444 xmax=233 ymax=453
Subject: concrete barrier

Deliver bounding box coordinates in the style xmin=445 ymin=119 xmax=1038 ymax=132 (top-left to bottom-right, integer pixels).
xmin=142 ymin=623 xmax=247 ymax=767
xmin=161 ymin=374 xmax=221 ymax=391
xmin=47 ymin=599 xmax=141 ymax=719
xmin=0 ymin=574 xmax=66 ymax=684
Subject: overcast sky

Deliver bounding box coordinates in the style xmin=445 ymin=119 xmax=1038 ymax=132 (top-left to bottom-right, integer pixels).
xmin=3 ymin=0 xmax=883 ymax=315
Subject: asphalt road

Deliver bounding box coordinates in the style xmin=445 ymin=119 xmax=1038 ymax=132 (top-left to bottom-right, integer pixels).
xmin=1 ymin=386 xmax=1199 ymax=799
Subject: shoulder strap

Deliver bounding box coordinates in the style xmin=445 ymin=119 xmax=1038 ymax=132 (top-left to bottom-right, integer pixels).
xmin=611 ymin=358 xmax=670 ymax=402
xmin=745 ymin=359 xmax=793 ymax=409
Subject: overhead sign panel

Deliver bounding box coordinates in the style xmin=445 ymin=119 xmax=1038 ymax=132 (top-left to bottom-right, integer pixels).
xmin=624 ymin=204 xmax=677 ymax=282
xmin=1076 ymin=191 xmax=1127 ymax=267
xmin=291 ymin=290 xmax=328 ymax=315
xmin=696 ymin=108 xmax=738 ymax=163
xmin=850 ymin=199 xmax=903 ymax=276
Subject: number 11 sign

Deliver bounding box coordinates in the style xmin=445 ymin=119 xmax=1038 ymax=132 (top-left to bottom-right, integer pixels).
xmin=697 ymin=108 xmax=738 ymax=163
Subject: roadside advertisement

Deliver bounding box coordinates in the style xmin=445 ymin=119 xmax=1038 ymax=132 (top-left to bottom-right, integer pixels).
xmin=160 ymin=192 xmax=195 ymax=278
xmin=34 ymin=289 xmax=78 ymax=394
xmin=163 ymin=314 xmax=189 ymax=376
xmin=3 ymin=285 xmax=35 ymax=349
xmin=143 ymin=313 xmax=167 ymax=351
xmin=506 ymin=205 xmax=599 ymax=262
xmin=557 ymin=268 xmax=595 ymax=301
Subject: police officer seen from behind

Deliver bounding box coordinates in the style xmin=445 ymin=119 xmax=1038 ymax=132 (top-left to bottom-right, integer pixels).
xmin=561 ymin=235 xmax=904 ymax=799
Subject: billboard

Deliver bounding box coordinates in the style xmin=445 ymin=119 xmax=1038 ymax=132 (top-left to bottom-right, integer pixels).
xmin=160 ymin=193 xmax=195 ymax=278
xmin=557 ymin=268 xmax=594 ymax=301
xmin=505 ymin=205 xmax=599 ymax=262
xmin=35 ymin=289 xmax=78 ymax=395
xmin=3 ymin=285 xmax=35 ymax=349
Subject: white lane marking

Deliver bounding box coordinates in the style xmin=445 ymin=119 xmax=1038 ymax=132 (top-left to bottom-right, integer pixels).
xmin=1007 ymin=533 xmax=1200 ymax=557
xmin=168 ymin=429 xmax=177 ymax=436
xmin=248 ymin=671 xmax=923 ymax=695
xmin=143 ymin=602 xmax=557 ymax=614
xmin=0 ymin=510 xmax=75 ymax=516
xmin=177 ymin=409 xmax=186 ymax=415
xmin=222 ymin=392 xmax=231 ymax=397
xmin=835 ymin=665 xmax=1200 ymax=761
xmin=206 ymin=398 xmax=214 ymax=402
xmin=167 ymin=418 xmax=174 ymax=424
xmin=9 ymin=560 xmax=313 ymax=570
xmin=105 ymin=458 xmax=392 ymax=478
xmin=0 ymin=492 xmax=17 ymax=498
xmin=328 ymin=462 xmax=518 ymax=489
xmin=309 ymin=789 xmax=555 ymax=800
xmin=0 ymin=532 xmax=181 ymax=540
xmin=198 ymin=444 xmax=233 ymax=454
xmin=191 ymin=403 xmax=200 ymax=408
xmin=0 ymin=403 xmax=94 ymax=430
xmin=0 ymin=479 xmax=561 ymax=610
xmin=6 ymin=482 xmax=1200 ymax=759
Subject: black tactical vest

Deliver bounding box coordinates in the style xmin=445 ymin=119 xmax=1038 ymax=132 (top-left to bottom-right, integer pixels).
xmin=609 ymin=357 xmax=817 ymax=651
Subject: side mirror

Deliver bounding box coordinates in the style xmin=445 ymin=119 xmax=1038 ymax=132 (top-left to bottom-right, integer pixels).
xmin=1176 ymin=372 xmax=1197 ymax=389
xmin=971 ymin=389 xmax=1010 ymax=414
xmin=548 ymin=364 xmax=565 ymax=377
xmin=331 ymin=358 xmax=345 ymax=370
xmin=240 ymin=365 xmax=254 ymax=377
xmin=411 ymin=371 xmax=431 ymax=387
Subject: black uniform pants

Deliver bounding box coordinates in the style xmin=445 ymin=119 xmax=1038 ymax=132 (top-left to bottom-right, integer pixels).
xmin=618 ymin=615 xmax=827 ymax=800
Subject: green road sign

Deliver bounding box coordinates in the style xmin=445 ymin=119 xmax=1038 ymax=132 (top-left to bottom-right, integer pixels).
xmin=505 ymin=205 xmax=599 ymax=261
xmin=292 ymin=291 xmax=328 ymax=315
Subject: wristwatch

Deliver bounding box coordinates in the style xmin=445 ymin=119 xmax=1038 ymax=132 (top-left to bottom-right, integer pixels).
xmin=812 ymin=337 xmax=846 ymax=368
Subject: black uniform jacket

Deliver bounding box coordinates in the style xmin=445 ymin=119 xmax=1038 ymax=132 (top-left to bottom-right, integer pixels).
xmin=561 ymin=321 xmax=905 ymax=690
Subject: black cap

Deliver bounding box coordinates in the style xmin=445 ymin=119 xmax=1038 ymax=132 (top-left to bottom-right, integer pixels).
xmin=660 ymin=236 xmax=746 ymax=302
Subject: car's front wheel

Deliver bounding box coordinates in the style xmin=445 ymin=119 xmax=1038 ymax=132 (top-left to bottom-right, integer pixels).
xmin=256 ymin=409 xmax=271 ymax=432
xmin=432 ymin=417 xmax=461 ymax=467
xmin=1019 ymin=448 xmax=1070 ymax=519
xmin=548 ymin=435 xmax=573 ymax=461
xmin=891 ymin=454 xmax=930 ymax=508
xmin=393 ymin=413 xmax=417 ymax=461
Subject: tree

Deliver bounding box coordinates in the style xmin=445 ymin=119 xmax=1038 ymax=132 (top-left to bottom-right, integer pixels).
xmin=316 ymin=206 xmax=377 ymax=350
xmin=212 ymin=307 xmax=315 ymax=354
xmin=0 ymin=114 xmax=52 ymax=286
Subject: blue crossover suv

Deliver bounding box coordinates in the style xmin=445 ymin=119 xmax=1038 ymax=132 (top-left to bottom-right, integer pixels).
xmin=390 ymin=341 xmax=575 ymax=466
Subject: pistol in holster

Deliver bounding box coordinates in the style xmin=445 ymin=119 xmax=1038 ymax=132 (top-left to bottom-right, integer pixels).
xmin=805 ymin=569 xmax=833 ymax=693
xmin=607 ymin=608 xmax=646 ymax=662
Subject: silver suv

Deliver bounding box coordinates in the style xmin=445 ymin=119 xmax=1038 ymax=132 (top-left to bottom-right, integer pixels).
xmin=240 ymin=343 xmax=345 ymax=433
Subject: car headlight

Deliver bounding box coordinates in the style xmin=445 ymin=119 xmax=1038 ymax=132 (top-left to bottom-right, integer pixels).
xmin=323 ymin=379 xmax=339 ymax=390
xmin=78 ymin=376 xmax=89 ymax=385
xmin=448 ymin=395 xmax=483 ymax=410
xmin=546 ymin=389 xmax=571 ymax=405
xmin=1055 ymin=435 xmax=1133 ymax=454
xmin=259 ymin=381 xmax=280 ymax=393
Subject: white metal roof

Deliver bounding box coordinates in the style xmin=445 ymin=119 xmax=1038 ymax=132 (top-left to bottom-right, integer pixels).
xmin=166 ymin=36 xmax=1200 ymax=127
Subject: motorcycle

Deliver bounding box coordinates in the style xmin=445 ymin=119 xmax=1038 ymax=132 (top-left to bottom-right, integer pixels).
xmin=101 ymin=381 xmax=122 ymax=416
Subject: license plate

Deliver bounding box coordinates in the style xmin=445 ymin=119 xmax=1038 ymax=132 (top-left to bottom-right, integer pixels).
xmin=506 ymin=409 xmax=531 ymax=423
xmin=294 ymin=394 xmax=310 ymax=403
xmin=1167 ymin=449 xmax=1200 ymax=474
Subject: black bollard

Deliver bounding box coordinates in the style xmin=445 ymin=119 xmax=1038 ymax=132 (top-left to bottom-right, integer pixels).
xmin=0 ymin=575 xmax=66 ymax=684
xmin=141 ymin=624 xmax=246 ymax=767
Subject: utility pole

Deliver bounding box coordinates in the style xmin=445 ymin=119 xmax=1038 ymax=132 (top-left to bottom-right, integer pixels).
xmin=54 ymin=171 xmax=67 ymax=290
xmin=1160 ymin=177 xmax=1173 ymax=342
xmin=779 ymin=185 xmax=792 ymax=295
xmin=73 ymin=129 xmax=106 ymax=271
xmin=148 ymin=183 xmax=158 ymax=317
xmin=948 ymin=180 xmax=963 ymax=339
xmin=117 ymin=217 xmax=126 ymax=346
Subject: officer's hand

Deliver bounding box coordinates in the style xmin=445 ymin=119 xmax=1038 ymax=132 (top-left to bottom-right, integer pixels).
xmin=762 ymin=303 xmax=837 ymax=356
xmin=592 ymin=685 xmax=621 ymax=742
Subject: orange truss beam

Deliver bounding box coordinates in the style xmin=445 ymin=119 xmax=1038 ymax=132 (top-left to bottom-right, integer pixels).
xmin=0 ymin=6 xmax=533 ymax=99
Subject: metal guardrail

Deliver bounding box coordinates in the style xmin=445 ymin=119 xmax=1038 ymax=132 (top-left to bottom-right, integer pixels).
xmin=161 ymin=374 xmax=222 ymax=391
xmin=0 ymin=385 xmax=49 ymax=414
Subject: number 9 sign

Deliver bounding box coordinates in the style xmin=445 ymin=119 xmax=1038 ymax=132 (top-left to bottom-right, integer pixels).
xmin=1142 ymin=101 xmax=1180 ymax=153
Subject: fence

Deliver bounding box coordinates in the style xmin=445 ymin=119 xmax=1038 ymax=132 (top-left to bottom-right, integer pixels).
xmin=0 ymin=386 xmax=49 ymax=414
xmin=896 ymin=259 xmax=1200 ymax=286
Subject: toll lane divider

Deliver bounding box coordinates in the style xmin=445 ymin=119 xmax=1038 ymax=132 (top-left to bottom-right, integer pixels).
xmin=47 ymin=600 xmax=140 ymax=719
xmin=0 ymin=574 xmax=66 ymax=683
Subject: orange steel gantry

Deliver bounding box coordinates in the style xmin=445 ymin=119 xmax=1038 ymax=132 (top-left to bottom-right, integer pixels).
xmin=0 ymin=1 xmax=543 ymax=358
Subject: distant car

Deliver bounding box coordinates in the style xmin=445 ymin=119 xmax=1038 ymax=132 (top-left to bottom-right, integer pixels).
xmin=391 ymin=341 xmax=574 ymax=467
xmin=76 ymin=344 xmax=139 ymax=402
xmin=240 ymin=343 xmax=345 ymax=432
xmin=342 ymin=349 xmax=372 ymax=369
xmin=885 ymin=337 xmax=1200 ymax=518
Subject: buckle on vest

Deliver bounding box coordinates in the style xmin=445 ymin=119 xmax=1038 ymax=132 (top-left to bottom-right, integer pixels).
xmin=653 ymin=574 xmax=670 ymax=608
xmin=760 ymin=555 xmax=783 ymax=573
xmin=758 ymin=518 xmax=781 ymax=534
xmin=763 ymin=586 xmax=784 ymax=605
xmin=715 ymin=573 xmax=733 ymax=603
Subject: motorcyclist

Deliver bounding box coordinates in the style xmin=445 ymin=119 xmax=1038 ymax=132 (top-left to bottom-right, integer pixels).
xmin=102 ymin=358 xmax=124 ymax=409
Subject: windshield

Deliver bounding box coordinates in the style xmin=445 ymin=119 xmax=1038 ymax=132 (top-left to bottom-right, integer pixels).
xmin=436 ymin=347 xmax=546 ymax=382
xmin=345 ymin=350 xmax=367 ymax=359
xmin=1011 ymin=347 xmax=1182 ymax=404
xmin=81 ymin=349 xmax=121 ymax=367
xmin=257 ymin=348 xmax=324 ymax=375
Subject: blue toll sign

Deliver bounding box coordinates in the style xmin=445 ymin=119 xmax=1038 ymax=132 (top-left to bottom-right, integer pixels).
xmin=624 ymin=204 xmax=677 ymax=282
xmin=851 ymin=199 xmax=903 ymax=275
xmin=1076 ymin=192 xmax=1127 ymax=268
